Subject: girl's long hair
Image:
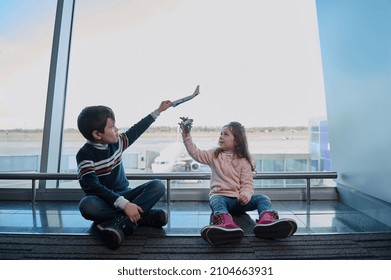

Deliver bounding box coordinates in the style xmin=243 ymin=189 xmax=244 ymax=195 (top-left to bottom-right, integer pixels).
xmin=214 ymin=121 xmax=255 ymax=171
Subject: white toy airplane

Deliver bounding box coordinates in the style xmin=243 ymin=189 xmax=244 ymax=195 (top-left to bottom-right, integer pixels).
xmin=172 ymin=85 xmax=200 ymax=107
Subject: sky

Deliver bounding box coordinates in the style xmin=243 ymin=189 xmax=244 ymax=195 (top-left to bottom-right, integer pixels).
xmin=0 ymin=0 xmax=328 ymax=130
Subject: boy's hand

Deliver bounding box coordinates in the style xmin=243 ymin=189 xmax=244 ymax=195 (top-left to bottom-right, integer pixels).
xmin=157 ymin=100 xmax=172 ymax=113
xmin=179 ymin=117 xmax=193 ymax=134
xmin=124 ymin=202 xmax=143 ymax=224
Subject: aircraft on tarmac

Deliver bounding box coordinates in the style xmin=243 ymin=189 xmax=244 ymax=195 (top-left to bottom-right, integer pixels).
xmin=151 ymin=141 xmax=206 ymax=173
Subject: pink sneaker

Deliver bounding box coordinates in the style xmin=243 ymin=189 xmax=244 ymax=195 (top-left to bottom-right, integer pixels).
xmin=253 ymin=210 xmax=297 ymax=239
xmin=201 ymin=213 xmax=244 ymax=246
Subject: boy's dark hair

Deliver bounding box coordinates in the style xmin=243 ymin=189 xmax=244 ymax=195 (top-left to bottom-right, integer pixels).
xmin=77 ymin=105 xmax=115 ymax=141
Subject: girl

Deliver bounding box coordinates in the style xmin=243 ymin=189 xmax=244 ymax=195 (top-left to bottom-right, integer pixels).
xmin=179 ymin=117 xmax=297 ymax=246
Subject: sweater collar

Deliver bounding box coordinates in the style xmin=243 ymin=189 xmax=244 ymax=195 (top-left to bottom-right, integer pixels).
xmin=87 ymin=140 xmax=108 ymax=150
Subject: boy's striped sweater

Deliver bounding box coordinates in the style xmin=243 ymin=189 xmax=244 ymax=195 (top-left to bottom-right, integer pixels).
xmin=76 ymin=113 xmax=156 ymax=207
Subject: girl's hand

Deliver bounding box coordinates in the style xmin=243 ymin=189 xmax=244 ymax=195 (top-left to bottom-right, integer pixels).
xmin=179 ymin=117 xmax=193 ymax=134
xmin=238 ymin=194 xmax=250 ymax=205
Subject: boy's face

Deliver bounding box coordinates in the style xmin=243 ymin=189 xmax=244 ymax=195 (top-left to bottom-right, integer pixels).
xmin=93 ymin=117 xmax=119 ymax=144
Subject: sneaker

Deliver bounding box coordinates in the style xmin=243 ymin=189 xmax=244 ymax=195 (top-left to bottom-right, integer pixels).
xmin=202 ymin=213 xmax=244 ymax=246
xmin=253 ymin=210 xmax=297 ymax=239
xmin=96 ymin=214 xmax=136 ymax=250
xmin=96 ymin=224 xmax=124 ymax=250
xmin=138 ymin=209 xmax=168 ymax=228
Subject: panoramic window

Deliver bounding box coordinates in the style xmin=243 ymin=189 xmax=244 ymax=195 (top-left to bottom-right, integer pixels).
xmin=0 ymin=0 xmax=56 ymax=188
xmin=62 ymin=0 xmax=328 ymax=188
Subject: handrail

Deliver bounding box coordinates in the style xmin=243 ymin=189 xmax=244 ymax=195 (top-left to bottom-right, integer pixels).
xmin=0 ymin=171 xmax=337 ymax=204
xmin=0 ymin=171 xmax=338 ymax=180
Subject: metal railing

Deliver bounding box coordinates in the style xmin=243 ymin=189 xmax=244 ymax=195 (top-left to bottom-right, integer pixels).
xmin=0 ymin=171 xmax=337 ymax=204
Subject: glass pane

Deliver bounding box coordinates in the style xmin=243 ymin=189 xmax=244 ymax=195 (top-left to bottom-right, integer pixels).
xmin=63 ymin=0 xmax=329 ymax=189
xmin=0 ymin=0 xmax=56 ymax=188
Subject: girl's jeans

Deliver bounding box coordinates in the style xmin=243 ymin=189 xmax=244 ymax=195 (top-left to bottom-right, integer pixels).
xmin=79 ymin=179 xmax=165 ymax=223
xmin=209 ymin=194 xmax=273 ymax=216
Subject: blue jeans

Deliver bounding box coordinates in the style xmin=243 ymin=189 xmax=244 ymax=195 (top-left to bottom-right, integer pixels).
xmin=209 ymin=194 xmax=273 ymax=216
xmin=79 ymin=179 xmax=165 ymax=223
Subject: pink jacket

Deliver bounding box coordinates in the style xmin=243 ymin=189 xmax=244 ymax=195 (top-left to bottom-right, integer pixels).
xmin=182 ymin=133 xmax=254 ymax=200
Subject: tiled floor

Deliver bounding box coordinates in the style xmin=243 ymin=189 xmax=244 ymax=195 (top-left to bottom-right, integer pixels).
xmin=1 ymin=200 xmax=390 ymax=236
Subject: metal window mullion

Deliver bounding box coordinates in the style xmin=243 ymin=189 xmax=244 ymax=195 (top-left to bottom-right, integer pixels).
xmin=39 ymin=0 xmax=75 ymax=190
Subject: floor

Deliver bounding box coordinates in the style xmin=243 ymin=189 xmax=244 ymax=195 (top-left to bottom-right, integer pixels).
xmin=1 ymin=200 xmax=390 ymax=236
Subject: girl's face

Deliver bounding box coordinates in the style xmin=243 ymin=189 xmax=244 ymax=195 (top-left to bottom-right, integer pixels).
xmin=95 ymin=117 xmax=119 ymax=144
xmin=218 ymin=126 xmax=235 ymax=152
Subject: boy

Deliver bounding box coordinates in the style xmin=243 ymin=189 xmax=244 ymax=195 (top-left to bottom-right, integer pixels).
xmin=76 ymin=100 xmax=172 ymax=250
